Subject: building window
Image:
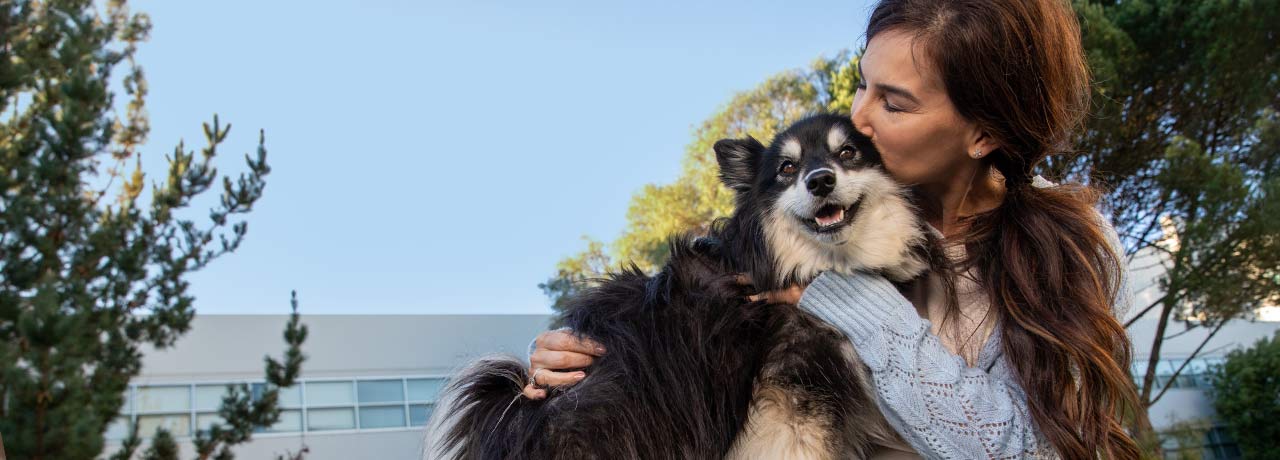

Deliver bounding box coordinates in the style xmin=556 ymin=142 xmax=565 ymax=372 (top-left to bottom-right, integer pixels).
xmin=1160 ymin=425 xmax=1243 ymax=460
xmin=105 ymin=416 xmax=133 ymax=440
xmin=358 ymin=379 xmax=404 ymax=404
xmin=135 ymin=386 xmax=192 ymax=437
xmin=306 ymin=407 xmax=356 ymax=431
xmin=357 ymin=379 xmax=406 ymax=429
xmin=305 ymin=381 xmax=356 ymax=431
xmin=408 ymin=378 xmax=446 ymax=427
xmin=1133 ymin=357 xmax=1225 ymax=391
xmin=110 ymin=375 xmax=448 ymax=439
xmin=137 ymin=414 xmax=192 ymax=438
xmin=1204 ymin=427 xmax=1242 ymax=460
xmin=305 ymin=381 xmax=354 ymax=406
xmin=256 ymin=384 xmax=303 ymax=433
xmin=409 ymin=404 xmax=433 ymax=427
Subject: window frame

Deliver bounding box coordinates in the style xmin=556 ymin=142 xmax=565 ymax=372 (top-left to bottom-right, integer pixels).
xmin=109 ymin=374 xmax=450 ymax=440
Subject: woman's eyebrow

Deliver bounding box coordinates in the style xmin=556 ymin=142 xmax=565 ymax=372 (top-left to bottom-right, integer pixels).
xmin=858 ymin=62 xmax=922 ymax=106
xmin=876 ymin=84 xmax=921 ymax=105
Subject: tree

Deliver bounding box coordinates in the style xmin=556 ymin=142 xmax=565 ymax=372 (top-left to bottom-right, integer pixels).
xmin=1211 ymin=331 xmax=1280 ymax=460
xmin=1156 ymin=418 xmax=1212 ymax=460
xmin=106 ymin=293 xmax=308 ymax=460
xmin=139 ymin=429 xmax=177 ymax=460
xmin=539 ymin=0 xmax=1280 ymax=451
xmin=189 ymin=292 xmax=307 ymax=460
xmin=540 ymin=51 xmax=863 ymax=314
xmin=538 ymin=237 xmax=612 ymax=316
xmin=0 ymin=1 xmax=299 ymax=458
xmin=1066 ymin=0 xmax=1280 ymax=445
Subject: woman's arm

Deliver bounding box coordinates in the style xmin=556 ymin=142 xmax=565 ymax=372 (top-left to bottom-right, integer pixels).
xmin=800 ymin=271 xmax=1056 ymax=458
xmin=798 ymin=218 xmax=1133 ymax=459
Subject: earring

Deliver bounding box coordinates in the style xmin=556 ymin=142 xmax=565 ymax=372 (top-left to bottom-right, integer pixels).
xmin=972 ymin=148 xmax=984 ymax=159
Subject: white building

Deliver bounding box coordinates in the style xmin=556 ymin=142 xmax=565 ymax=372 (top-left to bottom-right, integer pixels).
xmin=1120 ymin=234 xmax=1279 ymax=459
xmin=103 ymin=315 xmax=552 ymax=460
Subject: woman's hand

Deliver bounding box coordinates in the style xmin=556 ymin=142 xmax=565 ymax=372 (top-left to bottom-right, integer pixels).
xmin=523 ymin=329 xmax=607 ymax=400
xmin=738 ymin=274 xmax=807 ymax=304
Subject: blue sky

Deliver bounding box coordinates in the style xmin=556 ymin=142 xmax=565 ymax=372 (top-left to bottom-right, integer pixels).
xmin=128 ymin=0 xmax=876 ymax=314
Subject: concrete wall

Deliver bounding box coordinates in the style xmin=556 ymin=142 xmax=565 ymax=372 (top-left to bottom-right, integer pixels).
xmin=134 ymin=314 xmax=554 ymax=383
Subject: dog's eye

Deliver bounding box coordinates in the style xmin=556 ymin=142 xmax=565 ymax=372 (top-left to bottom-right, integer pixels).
xmin=838 ymin=146 xmax=858 ymax=161
xmin=779 ymin=161 xmax=798 ymax=175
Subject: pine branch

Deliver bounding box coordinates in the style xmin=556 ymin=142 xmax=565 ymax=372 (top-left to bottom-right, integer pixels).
xmin=1124 ymin=292 xmax=1176 ymax=328
xmin=194 ymin=292 xmax=307 ymax=460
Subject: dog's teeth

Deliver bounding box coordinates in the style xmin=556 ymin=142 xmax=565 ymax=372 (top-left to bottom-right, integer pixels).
xmin=814 ymin=208 xmax=846 ymax=227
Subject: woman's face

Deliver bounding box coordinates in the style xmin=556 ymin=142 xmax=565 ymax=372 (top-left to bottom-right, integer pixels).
xmin=852 ymin=29 xmax=988 ymax=187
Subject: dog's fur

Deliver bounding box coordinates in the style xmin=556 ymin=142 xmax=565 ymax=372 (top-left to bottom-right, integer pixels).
xmin=427 ymin=115 xmax=937 ymax=459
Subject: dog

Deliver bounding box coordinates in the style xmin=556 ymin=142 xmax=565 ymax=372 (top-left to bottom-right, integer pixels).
xmin=427 ymin=114 xmax=939 ymax=459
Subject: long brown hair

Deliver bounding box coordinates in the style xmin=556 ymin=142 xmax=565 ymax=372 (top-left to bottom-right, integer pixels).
xmin=865 ymin=0 xmax=1141 ymax=458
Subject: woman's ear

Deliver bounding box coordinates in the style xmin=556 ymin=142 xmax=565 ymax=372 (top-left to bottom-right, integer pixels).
xmin=968 ymin=130 xmax=1002 ymax=160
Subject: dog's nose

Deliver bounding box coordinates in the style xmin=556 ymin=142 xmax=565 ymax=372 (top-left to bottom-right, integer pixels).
xmin=806 ymin=170 xmax=836 ymax=197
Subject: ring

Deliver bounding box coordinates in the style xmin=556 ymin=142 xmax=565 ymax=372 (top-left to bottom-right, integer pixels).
xmin=530 ymin=368 xmax=548 ymax=389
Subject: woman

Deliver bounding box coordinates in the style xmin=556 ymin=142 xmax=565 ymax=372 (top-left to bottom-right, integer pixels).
xmin=526 ymin=0 xmax=1142 ymax=458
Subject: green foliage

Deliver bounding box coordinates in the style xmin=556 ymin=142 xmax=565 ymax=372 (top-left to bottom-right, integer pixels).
xmin=140 ymin=429 xmax=177 ymax=460
xmin=538 ymin=237 xmax=611 ymax=316
xmin=1158 ymin=418 xmax=1212 ymax=460
xmin=1212 ymin=332 xmax=1280 ymax=460
xmin=189 ymin=292 xmax=308 ymax=460
xmin=540 ymin=52 xmax=862 ymax=314
xmin=113 ymin=294 xmax=311 ymax=460
xmin=0 ymin=1 xmax=300 ymax=459
xmin=105 ymin=424 xmax=141 ymax=460
xmin=1067 ymin=1 xmax=1280 ymax=424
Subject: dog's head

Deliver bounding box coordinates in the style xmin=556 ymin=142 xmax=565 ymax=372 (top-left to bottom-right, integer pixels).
xmin=714 ymin=114 xmax=930 ymax=288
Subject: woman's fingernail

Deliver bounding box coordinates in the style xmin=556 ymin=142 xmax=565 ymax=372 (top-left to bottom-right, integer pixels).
xmin=574 ymin=372 xmax=586 ymax=379
xmin=595 ymin=345 xmax=606 ymax=354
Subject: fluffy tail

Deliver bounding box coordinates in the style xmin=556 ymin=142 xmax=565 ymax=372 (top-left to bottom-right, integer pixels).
xmin=423 ymin=356 xmax=546 ymax=460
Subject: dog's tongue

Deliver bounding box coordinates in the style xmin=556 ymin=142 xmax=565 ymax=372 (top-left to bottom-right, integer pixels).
xmin=815 ymin=206 xmax=845 ymax=227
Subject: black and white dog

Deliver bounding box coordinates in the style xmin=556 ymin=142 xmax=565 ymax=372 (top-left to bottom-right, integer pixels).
xmin=427 ymin=114 xmax=937 ymax=459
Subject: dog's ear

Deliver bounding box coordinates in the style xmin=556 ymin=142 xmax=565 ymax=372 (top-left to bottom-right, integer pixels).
xmin=714 ymin=137 xmax=765 ymax=192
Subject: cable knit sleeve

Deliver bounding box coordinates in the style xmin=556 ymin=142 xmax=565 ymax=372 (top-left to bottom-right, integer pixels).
xmin=799 ymin=272 xmax=1055 ymax=459
xmin=797 ymin=214 xmax=1131 ymax=459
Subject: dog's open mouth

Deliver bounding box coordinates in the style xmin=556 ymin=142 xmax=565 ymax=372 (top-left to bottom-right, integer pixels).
xmin=802 ymin=199 xmax=862 ymax=234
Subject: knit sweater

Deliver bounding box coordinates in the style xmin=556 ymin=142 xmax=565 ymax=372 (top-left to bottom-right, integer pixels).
xmin=799 ymin=202 xmax=1132 ymax=459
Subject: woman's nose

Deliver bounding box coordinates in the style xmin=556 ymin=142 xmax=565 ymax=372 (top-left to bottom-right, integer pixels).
xmin=850 ymin=92 xmax=873 ymax=138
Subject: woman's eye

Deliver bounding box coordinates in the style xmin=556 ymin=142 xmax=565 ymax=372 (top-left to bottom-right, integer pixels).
xmin=883 ymin=101 xmax=904 ymax=113
xmin=838 ymin=147 xmax=857 ymax=161
xmin=779 ymin=161 xmax=798 ymax=175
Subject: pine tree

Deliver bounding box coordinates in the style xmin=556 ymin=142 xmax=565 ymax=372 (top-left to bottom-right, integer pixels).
xmin=0 ymin=1 xmax=303 ymax=458
xmin=1068 ymin=0 xmax=1280 ymax=446
xmin=106 ymin=294 xmax=308 ymax=460
xmin=139 ymin=429 xmax=177 ymax=460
